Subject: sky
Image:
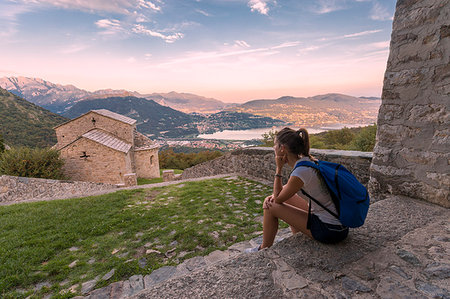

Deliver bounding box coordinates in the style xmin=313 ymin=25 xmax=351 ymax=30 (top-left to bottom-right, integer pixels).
xmin=0 ymin=0 xmax=396 ymax=102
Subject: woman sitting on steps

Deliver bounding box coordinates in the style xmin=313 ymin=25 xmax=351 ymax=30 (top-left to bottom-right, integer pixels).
xmin=245 ymin=127 xmax=348 ymax=252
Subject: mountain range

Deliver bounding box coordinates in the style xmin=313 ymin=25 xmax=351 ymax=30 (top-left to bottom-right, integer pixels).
xmin=0 ymin=76 xmax=381 ymax=140
xmin=0 ymin=77 xmax=381 ymax=127
xmin=0 ymin=77 xmax=231 ymax=114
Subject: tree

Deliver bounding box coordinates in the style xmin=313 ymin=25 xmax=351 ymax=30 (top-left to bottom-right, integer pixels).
xmin=324 ymin=127 xmax=355 ymax=148
xmin=351 ymin=124 xmax=377 ymax=152
xmin=261 ymin=129 xmax=278 ymax=147
xmin=0 ymin=134 xmax=4 ymax=153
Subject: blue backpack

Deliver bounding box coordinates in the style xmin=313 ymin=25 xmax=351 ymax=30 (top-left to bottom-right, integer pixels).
xmin=294 ymin=160 xmax=370 ymax=228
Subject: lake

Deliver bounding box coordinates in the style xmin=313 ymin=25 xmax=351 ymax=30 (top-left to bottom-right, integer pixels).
xmin=197 ymin=123 xmax=370 ymax=140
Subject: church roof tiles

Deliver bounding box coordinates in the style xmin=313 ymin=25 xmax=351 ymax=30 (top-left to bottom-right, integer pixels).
xmin=82 ymin=129 xmax=132 ymax=153
xmin=92 ymin=109 xmax=136 ymax=125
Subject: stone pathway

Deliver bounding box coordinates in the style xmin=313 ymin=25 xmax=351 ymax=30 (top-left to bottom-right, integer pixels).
xmin=1 ymin=174 xmax=249 ymax=207
xmin=76 ymin=196 xmax=450 ymax=298
xmin=127 ymin=195 xmax=449 ymax=299
xmin=75 ymin=228 xmax=292 ymax=299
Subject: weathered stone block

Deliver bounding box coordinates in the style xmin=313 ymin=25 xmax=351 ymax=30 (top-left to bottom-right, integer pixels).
xmin=384 ymin=69 xmax=426 ymax=87
xmin=162 ymin=170 xmax=175 ymax=182
xmin=440 ymin=25 xmax=450 ymax=39
xmin=407 ymin=104 xmax=448 ymax=124
xmin=431 ymin=128 xmax=450 ymax=147
xmin=398 ymin=148 xmax=440 ymax=166
xmin=378 ymin=104 xmax=404 ymax=122
xmin=124 ymin=173 xmax=137 ymax=187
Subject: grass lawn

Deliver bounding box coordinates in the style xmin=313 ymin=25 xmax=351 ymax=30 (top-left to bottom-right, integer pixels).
xmin=137 ymin=169 xmax=183 ymax=185
xmin=0 ymin=176 xmax=279 ymax=298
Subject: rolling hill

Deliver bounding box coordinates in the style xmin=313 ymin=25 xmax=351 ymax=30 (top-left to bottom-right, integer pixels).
xmin=0 ymin=88 xmax=68 ymax=147
xmin=227 ymin=94 xmax=381 ymax=128
xmin=63 ymin=96 xmax=286 ymax=138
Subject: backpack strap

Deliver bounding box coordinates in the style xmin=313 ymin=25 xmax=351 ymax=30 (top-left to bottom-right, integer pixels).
xmin=300 ymin=189 xmax=339 ymax=220
xmin=293 ymin=160 xmax=340 ymax=221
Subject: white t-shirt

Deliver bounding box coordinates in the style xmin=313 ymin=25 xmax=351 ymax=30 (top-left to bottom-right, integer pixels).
xmin=290 ymin=157 xmax=342 ymax=225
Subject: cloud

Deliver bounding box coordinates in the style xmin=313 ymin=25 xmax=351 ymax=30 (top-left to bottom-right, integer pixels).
xmin=196 ymin=9 xmax=211 ymax=17
xmin=136 ymin=15 xmax=150 ymax=22
xmin=344 ymin=29 xmax=382 ymax=38
xmin=271 ymin=41 xmax=301 ymax=49
xmin=248 ymin=0 xmax=270 ymax=15
xmin=158 ymin=40 xmax=300 ymax=67
xmin=95 ymin=19 xmax=128 ymax=35
xmin=132 ymin=24 xmax=183 ymax=43
xmin=319 ymin=29 xmax=382 ymax=41
xmin=12 ymin=0 xmax=163 ymax=15
xmin=297 ymin=45 xmax=321 ymax=55
xmin=127 ymin=57 xmax=137 ymax=63
xmin=138 ymin=0 xmax=161 ymax=11
xmin=235 ymin=40 xmax=251 ymax=48
xmin=60 ymin=44 xmax=89 ymax=54
xmin=313 ymin=0 xmax=345 ymax=14
xmin=370 ymin=2 xmax=393 ymax=21
xmin=0 ymin=2 xmax=33 ymax=38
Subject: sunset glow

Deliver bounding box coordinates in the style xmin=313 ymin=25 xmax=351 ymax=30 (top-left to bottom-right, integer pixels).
xmin=0 ymin=0 xmax=395 ymax=102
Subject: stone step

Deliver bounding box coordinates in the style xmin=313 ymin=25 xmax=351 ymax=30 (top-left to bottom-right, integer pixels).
xmin=127 ymin=196 xmax=450 ymax=299
xmin=78 ymin=228 xmax=292 ymax=298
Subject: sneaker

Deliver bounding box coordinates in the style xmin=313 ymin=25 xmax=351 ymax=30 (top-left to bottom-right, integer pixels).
xmin=244 ymin=246 xmax=260 ymax=253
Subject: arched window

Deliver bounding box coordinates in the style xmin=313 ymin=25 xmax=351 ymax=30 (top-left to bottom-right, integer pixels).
xmin=150 ymin=155 xmax=154 ymax=165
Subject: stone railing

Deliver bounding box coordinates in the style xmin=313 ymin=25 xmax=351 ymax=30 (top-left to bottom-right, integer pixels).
xmin=181 ymin=147 xmax=373 ymax=186
xmin=0 ymin=175 xmax=117 ymax=205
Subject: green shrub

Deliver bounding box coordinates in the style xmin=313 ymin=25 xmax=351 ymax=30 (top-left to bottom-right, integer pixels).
xmin=350 ymin=124 xmax=377 ymax=152
xmin=323 ymin=127 xmax=355 ymax=149
xmin=0 ymin=147 xmax=66 ymax=179
xmin=159 ymin=149 xmax=223 ymax=170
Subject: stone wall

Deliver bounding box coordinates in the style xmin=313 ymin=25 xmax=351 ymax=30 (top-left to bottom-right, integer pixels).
xmin=0 ymin=175 xmax=117 ymax=205
xmin=60 ymin=137 xmax=133 ymax=185
xmin=55 ymin=111 xmax=135 ymax=149
xmin=134 ymin=148 xmax=160 ymax=179
xmin=369 ymin=0 xmax=450 ymax=207
xmin=181 ymin=147 xmax=372 ymax=187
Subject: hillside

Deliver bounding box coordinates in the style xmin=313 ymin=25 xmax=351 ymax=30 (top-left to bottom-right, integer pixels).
xmin=0 ymin=77 xmax=230 ymax=114
xmin=63 ymin=97 xmax=286 ymax=138
xmin=227 ymin=93 xmax=381 ymax=128
xmin=63 ymin=97 xmax=198 ymax=138
xmin=143 ymin=91 xmax=233 ymax=113
xmin=0 ymin=88 xmax=68 ymax=147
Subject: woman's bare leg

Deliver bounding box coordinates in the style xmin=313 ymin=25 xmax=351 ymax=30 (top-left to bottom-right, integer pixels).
xmin=261 ymin=200 xmax=312 ymax=248
xmin=284 ymin=193 xmax=308 ymax=210
xmin=284 ymin=194 xmax=309 ymax=234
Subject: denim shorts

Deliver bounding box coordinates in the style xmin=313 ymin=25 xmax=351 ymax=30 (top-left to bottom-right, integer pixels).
xmin=309 ymin=214 xmax=349 ymax=244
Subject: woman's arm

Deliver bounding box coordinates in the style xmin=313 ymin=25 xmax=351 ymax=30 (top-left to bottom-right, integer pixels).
xmin=273 ymin=175 xmax=304 ymax=204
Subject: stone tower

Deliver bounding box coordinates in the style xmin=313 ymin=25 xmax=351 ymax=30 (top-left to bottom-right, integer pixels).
xmin=369 ymin=0 xmax=449 ymax=207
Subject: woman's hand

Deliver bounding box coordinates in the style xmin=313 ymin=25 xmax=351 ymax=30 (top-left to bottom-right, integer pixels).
xmin=263 ymin=195 xmax=274 ymax=209
xmin=275 ymin=154 xmax=287 ymax=169
xmin=274 ymin=143 xmax=287 ymax=171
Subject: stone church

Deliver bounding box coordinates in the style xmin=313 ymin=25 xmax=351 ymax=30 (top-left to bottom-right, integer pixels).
xmin=54 ymin=109 xmax=159 ymax=186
